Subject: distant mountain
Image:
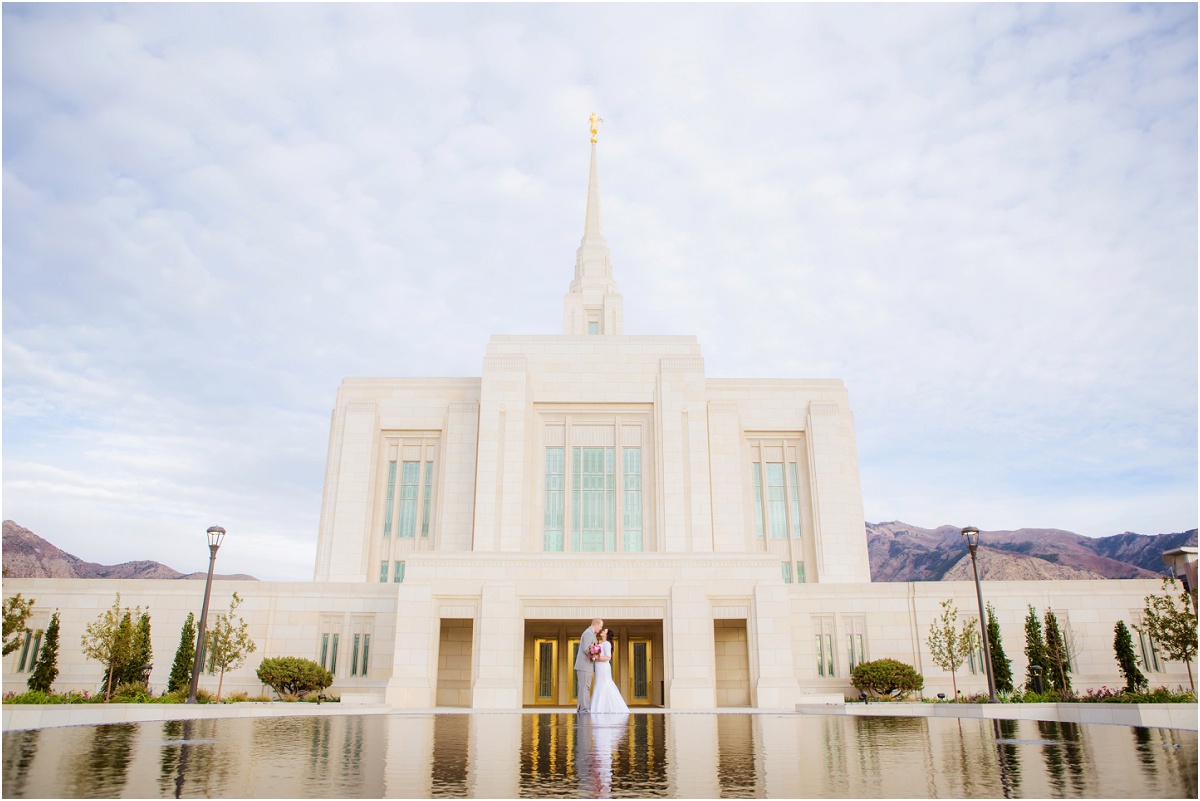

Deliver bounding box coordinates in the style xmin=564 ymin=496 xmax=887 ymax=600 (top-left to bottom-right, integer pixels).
xmin=2 ymin=520 xmax=257 ymax=581
xmin=867 ymin=521 xmax=1197 ymax=582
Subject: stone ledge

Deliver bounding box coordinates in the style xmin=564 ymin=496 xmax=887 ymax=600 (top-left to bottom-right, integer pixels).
xmin=795 ymin=701 xmax=1198 ymax=731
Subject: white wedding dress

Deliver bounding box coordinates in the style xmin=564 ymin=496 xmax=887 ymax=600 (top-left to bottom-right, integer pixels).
xmin=588 ymin=642 xmax=630 ymax=714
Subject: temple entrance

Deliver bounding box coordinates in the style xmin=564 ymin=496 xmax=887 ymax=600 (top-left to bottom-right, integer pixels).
xmin=522 ymin=620 xmax=663 ymax=707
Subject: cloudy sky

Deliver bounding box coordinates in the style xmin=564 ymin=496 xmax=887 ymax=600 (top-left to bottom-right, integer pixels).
xmin=4 ymin=3 xmax=1196 ymax=582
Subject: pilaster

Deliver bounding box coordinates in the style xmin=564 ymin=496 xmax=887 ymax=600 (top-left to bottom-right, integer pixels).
xmin=384 ymin=583 xmax=437 ymax=707
xmin=470 ymin=582 xmax=522 ymax=708
xmin=663 ymin=582 xmax=716 ymax=708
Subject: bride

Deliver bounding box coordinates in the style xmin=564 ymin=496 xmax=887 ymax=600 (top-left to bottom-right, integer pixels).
xmin=588 ymin=628 xmax=629 ymax=714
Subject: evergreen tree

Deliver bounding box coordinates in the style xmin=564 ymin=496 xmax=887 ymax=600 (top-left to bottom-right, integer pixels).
xmin=1043 ymin=609 xmax=1072 ymax=694
xmin=27 ymin=611 xmax=60 ymax=693
xmin=986 ymin=603 xmax=1013 ymax=693
xmin=1113 ymin=620 xmax=1146 ymax=693
xmin=124 ymin=612 xmax=153 ymax=686
xmin=167 ymin=613 xmax=197 ymax=694
xmin=1023 ymin=605 xmax=1049 ymax=693
xmin=110 ymin=611 xmax=136 ymax=687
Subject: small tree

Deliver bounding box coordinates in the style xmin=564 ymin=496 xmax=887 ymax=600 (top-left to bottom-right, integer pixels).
xmin=1135 ymin=578 xmax=1198 ymax=692
xmin=114 ymin=612 xmax=153 ymax=688
xmin=257 ymin=656 xmax=334 ymax=699
xmin=1113 ymin=620 xmax=1146 ymax=693
xmin=3 ymin=590 xmax=35 ymax=656
xmin=81 ymin=594 xmax=143 ymax=701
xmin=205 ymin=593 xmax=256 ymax=701
xmin=1043 ymin=609 xmax=1072 ymax=694
xmin=107 ymin=611 xmax=135 ymax=688
xmin=27 ymin=611 xmax=60 ymax=693
xmin=1023 ymin=605 xmax=1049 ymax=693
xmin=167 ymin=613 xmax=197 ymax=694
xmin=850 ymin=658 xmax=924 ymax=699
xmin=986 ymin=603 xmax=1013 ymax=693
xmin=927 ymin=599 xmax=979 ymax=701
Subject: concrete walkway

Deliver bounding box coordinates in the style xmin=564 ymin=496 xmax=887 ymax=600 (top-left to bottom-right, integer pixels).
xmin=4 ymin=700 xmax=1196 ymax=732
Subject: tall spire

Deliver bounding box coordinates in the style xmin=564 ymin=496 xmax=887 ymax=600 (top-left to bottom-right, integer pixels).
xmin=564 ymin=113 xmax=624 ymax=335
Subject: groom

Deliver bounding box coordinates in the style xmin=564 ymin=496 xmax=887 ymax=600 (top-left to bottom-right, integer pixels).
xmin=575 ymin=618 xmax=603 ymax=713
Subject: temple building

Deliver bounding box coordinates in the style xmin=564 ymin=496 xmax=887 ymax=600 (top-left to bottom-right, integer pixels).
xmin=4 ymin=126 xmax=1188 ymax=707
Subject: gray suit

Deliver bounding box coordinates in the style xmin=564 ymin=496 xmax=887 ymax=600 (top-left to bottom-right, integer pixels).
xmin=575 ymin=626 xmax=597 ymax=712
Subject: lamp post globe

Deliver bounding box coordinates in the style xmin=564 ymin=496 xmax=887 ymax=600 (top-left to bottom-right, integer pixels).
xmin=186 ymin=525 xmax=226 ymax=704
xmin=961 ymin=525 xmax=998 ymax=703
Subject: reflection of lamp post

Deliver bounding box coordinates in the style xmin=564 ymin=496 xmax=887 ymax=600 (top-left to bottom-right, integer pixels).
xmin=961 ymin=526 xmax=999 ymax=703
xmin=186 ymin=525 xmax=226 ymax=704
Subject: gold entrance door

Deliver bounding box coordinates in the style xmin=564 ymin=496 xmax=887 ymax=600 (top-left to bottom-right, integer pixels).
xmin=534 ymin=639 xmax=558 ymax=704
xmin=569 ymin=642 xmax=581 ymax=704
xmin=627 ymin=638 xmax=653 ymax=705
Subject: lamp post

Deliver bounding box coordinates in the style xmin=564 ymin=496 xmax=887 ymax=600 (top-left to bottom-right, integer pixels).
xmin=961 ymin=526 xmax=999 ymax=703
xmin=186 ymin=525 xmax=226 ymax=704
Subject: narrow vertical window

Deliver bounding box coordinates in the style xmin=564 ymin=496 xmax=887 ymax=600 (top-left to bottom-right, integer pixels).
xmin=782 ymin=562 xmax=793 ymax=583
xmin=752 ymin=463 xmax=765 ymax=538
xmin=397 ymin=461 xmax=420 ymax=537
xmin=379 ymin=561 xmax=388 ymax=583
xmin=17 ymin=631 xmax=32 ymax=672
xmin=351 ymin=634 xmax=361 ymax=676
xmin=394 ymin=561 xmax=405 ymax=583
xmin=623 ymin=448 xmax=643 ymax=552
xmin=824 ymin=633 xmax=835 ymax=677
xmin=361 ymin=635 xmax=370 ymax=678
xmin=766 ymin=463 xmax=787 ymax=538
xmin=815 ymin=633 xmax=824 ymax=677
xmin=383 ymin=460 xmax=397 ymax=536
xmin=544 ymin=447 xmax=565 ymax=551
xmin=796 ymin=562 xmax=806 ymax=583
xmin=28 ymin=632 xmax=42 ymax=672
xmin=330 ymin=634 xmax=339 ymax=675
xmin=421 ymin=461 xmax=433 ymax=537
xmin=574 ymin=447 xmax=614 ymax=551
xmin=788 ymin=463 xmax=802 ymax=538
xmin=320 ymin=634 xmax=329 ymax=670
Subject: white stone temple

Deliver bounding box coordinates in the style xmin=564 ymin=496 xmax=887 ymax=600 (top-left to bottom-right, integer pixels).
xmin=4 ymin=125 xmax=1188 ymax=707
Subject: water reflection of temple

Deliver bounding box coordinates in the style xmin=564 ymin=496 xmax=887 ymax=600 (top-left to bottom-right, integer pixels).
xmin=1 ymin=714 xmax=1195 ymax=798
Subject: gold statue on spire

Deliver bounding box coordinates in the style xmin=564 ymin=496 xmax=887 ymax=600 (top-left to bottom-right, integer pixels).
xmin=589 ymin=112 xmax=604 ymax=143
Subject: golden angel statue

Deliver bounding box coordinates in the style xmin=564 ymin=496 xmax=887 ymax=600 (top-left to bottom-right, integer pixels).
xmin=589 ymin=112 xmax=604 ymax=143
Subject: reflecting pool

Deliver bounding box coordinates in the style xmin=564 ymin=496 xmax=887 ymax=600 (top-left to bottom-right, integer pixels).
xmin=2 ymin=712 xmax=1196 ymax=798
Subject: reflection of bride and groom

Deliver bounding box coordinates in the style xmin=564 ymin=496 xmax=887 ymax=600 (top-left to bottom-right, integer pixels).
xmin=575 ymin=618 xmax=630 ymax=797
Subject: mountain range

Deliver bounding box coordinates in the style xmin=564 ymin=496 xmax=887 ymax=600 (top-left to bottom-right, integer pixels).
xmin=2 ymin=520 xmax=258 ymax=581
xmin=866 ymin=521 xmax=1197 ymax=582
xmin=2 ymin=518 xmax=1194 ymax=584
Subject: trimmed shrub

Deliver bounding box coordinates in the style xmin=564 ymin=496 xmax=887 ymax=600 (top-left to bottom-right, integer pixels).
xmin=256 ymin=656 xmax=333 ymax=700
xmin=850 ymin=658 xmax=924 ymax=699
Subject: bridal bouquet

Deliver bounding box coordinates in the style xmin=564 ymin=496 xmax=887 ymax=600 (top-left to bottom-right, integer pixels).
xmin=587 ymin=642 xmax=603 ymax=661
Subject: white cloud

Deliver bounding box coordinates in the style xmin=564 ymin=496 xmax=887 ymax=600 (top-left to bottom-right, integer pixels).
xmin=3 ymin=3 xmax=1195 ymax=580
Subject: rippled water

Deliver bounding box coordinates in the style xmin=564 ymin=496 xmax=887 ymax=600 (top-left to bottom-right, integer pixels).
xmin=2 ymin=712 xmax=1196 ymax=798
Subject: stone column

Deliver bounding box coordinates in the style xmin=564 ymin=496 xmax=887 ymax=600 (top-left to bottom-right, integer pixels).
xmin=384 ymin=584 xmax=438 ymax=707
xmin=749 ymin=582 xmax=803 ymax=708
xmin=663 ymin=582 xmax=716 ymax=708
xmin=471 ymin=582 xmax=522 ymax=708
xmin=805 ymin=400 xmax=872 ymax=583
